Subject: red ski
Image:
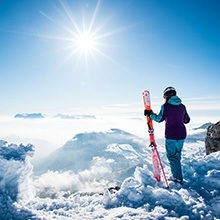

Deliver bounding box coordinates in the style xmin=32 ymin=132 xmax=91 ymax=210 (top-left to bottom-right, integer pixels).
xmin=142 ymin=90 xmax=169 ymax=188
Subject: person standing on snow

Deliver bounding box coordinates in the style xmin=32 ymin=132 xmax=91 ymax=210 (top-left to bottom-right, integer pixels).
xmin=144 ymin=87 xmax=190 ymax=184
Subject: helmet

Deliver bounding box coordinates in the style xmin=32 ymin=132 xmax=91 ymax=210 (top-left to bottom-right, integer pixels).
xmin=163 ymin=86 xmax=176 ymax=99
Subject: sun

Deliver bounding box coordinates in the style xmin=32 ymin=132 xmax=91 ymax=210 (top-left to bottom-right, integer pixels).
xmin=74 ymin=31 xmax=96 ymax=55
xmin=55 ymin=0 xmax=108 ymax=64
xmin=39 ymin=0 xmax=127 ymax=66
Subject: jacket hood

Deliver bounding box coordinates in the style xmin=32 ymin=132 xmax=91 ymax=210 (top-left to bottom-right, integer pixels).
xmin=167 ymin=96 xmax=182 ymax=105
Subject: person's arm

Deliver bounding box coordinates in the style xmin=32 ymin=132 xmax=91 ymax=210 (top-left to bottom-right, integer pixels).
xmin=184 ymin=108 xmax=190 ymax=124
xmin=150 ymin=105 xmax=165 ymax=123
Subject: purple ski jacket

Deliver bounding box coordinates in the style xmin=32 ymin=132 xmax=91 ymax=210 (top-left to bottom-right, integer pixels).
xmin=150 ymin=96 xmax=190 ymax=140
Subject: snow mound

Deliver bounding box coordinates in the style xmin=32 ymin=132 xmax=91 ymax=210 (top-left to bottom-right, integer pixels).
xmin=103 ymin=149 xmax=220 ymax=219
xmin=0 ymin=140 xmax=36 ymax=220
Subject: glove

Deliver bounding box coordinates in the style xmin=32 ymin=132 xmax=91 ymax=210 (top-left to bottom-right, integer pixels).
xmin=144 ymin=109 xmax=153 ymax=117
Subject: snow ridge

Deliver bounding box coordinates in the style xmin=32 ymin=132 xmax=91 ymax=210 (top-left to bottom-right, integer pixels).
xmin=0 ymin=140 xmax=36 ymax=219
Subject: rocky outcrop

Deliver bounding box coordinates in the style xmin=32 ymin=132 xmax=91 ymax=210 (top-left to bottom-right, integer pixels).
xmin=205 ymin=121 xmax=220 ymax=155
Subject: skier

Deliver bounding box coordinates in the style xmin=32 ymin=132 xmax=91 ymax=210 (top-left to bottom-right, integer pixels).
xmin=144 ymin=87 xmax=190 ymax=184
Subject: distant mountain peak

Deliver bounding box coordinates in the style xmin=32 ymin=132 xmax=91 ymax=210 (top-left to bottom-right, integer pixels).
xmin=193 ymin=122 xmax=213 ymax=130
xmin=109 ymin=128 xmax=132 ymax=135
xmin=14 ymin=113 xmax=44 ymax=119
xmin=34 ymin=128 xmax=145 ymax=175
xmin=70 ymin=129 xmax=136 ymax=144
xmin=54 ymin=114 xmax=95 ymax=119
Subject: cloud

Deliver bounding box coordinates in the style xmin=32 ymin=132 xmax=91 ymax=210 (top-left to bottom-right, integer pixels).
xmin=184 ymin=97 xmax=220 ymax=110
xmin=34 ymin=156 xmax=115 ymax=198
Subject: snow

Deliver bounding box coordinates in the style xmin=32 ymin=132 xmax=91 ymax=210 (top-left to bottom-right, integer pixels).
xmin=0 ymin=141 xmax=36 ymax=219
xmin=34 ymin=129 xmax=146 ymax=179
xmin=0 ymin=123 xmax=219 ymax=219
xmin=103 ymin=149 xmax=220 ymax=219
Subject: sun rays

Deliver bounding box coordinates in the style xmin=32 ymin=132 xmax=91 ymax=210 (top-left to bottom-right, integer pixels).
xmin=38 ymin=0 xmax=118 ymax=66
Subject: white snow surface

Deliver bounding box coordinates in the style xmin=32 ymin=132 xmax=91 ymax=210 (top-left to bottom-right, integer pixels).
xmin=0 ymin=127 xmax=219 ymax=220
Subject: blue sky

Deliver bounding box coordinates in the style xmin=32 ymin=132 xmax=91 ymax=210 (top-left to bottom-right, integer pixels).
xmin=0 ymin=0 xmax=220 ymax=114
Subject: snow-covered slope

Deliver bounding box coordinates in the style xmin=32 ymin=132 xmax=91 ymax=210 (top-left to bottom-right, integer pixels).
xmin=0 ymin=126 xmax=219 ymax=220
xmin=103 ymin=142 xmax=220 ymax=219
xmin=34 ymin=129 xmax=148 ymax=181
